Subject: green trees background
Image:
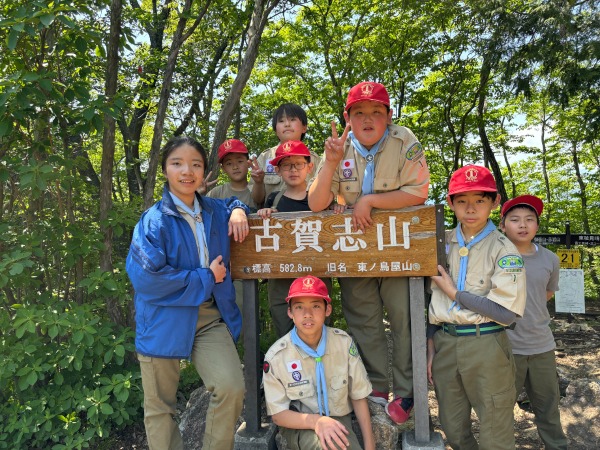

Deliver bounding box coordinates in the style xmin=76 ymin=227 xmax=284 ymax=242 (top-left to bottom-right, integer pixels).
xmin=0 ymin=0 xmax=598 ymax=447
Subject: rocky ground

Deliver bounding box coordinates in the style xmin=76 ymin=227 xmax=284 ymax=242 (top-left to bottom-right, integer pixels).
xmin=97 ymin=313 xmax=600 ymax=449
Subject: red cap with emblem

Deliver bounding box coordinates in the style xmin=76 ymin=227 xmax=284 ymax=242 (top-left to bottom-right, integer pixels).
xmin=286 ymin=275 xmax=331 ymax=303
xmin=345 ymin=81 xmax=390 ymax=111
xmin=269 ymin=140 xmax=311 ymax=167
xmin=501 ymin=194 xmax=543 ymax=218
xmin=218 ymin=139 xmax=248 ymax=163
xmin=448 ymin=165 xmax=497 ymax=196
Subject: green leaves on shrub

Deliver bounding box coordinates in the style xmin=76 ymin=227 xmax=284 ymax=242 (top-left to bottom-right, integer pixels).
xmin=0 ymin=298 xmax=143 ymax=449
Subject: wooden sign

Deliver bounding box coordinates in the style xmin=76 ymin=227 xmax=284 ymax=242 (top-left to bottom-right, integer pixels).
xmin=230 ymin=204 xmax=442 ymax=279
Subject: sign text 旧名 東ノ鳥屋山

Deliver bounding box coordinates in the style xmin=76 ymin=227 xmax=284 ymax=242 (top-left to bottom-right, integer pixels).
xmin=229 ymin=205 xmax=442 ymax=279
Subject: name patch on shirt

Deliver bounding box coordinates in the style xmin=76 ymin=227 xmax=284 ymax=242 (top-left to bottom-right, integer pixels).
xmin=288 ymin=380 xmax=309 ymax=388
xmin=498 ymin=255 xmax=524 ymax=272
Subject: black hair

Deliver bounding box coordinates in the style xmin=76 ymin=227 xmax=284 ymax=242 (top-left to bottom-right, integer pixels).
xmin=271 ymin=103 xmax=308 ymax=141
xmin=161 ymin=136 xmax=208 ymax=173
xmin=346 ymin=104 xmax=391 ymax=115
xmin=501 ymin=204 xmax=540 ymax=225
xmin=288 ymin=297 xmax=329 ymax=309
xmin=449 ymin=191 xmax=497 ymax=202
xmin=276 ymin=155 xmax=311 ymax=167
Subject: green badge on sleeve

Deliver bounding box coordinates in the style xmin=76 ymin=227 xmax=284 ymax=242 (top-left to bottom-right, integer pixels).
xmin=498 ymin=255 xmax=524 ymax=270
xmin=349 ymin=341 xmax=359 ymax=357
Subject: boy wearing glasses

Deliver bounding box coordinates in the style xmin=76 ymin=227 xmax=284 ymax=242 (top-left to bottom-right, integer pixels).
xmin=258 ymin=141 xmax=333 ymax=338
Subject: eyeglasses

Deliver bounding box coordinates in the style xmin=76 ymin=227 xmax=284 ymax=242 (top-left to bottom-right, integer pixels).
xmin=279 ymin=162 xmax=308 ymax=171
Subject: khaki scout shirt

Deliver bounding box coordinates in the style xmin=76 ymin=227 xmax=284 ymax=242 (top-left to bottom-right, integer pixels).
xmin=318 ymin=124 xmax=429 ymax=206
xmin=263 ymin=327 xmax=372 ymax=417
xmin=248 ymin=146 xmax=322 ymax=202
xmin=207 ymin=182 xmax=256 ymax=210
xmin=429 ymin=228 xmax=526 ymax=325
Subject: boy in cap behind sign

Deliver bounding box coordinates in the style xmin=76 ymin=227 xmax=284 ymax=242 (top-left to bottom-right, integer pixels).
xmin=308 ymin=81 xmax=430 ymax=423
xmin=263 ymin=275 xmax=375 ymax=450
xmin=500 ymin=195 xmax=567 ymax=449
xmin=249 ymin=103 xmax=322 ymax=207
xmin=207 ymin=138 xmax=256 ymax=212
xmin=427 ymin=165 xmax=526 ymax=449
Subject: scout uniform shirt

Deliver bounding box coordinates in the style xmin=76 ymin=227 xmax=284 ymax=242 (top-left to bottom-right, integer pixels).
xmin=249 ymin=146 xmax=322 ymax=201
xmin=429 ymin=228 xmax=527 ymax=325
xmin=207 ymin=182 xmax=257 ymax=211
xmin=322 ymin=124 xmax=429 ymax=206
xmin=263 ymin=327 xmax=372 ymax=417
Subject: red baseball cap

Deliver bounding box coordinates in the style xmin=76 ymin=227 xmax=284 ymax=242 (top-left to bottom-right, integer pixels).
xmin=345 ymin=81 xmax=390 ymax=111
xmin=286 ymin=275 xmax=331 ymax=303
xmin=269 ymin=140 xmax=311 ymax=167
xmin=501 ymin=195 xmax=543 ymax=218
xmin=218 ymin=139 xmax=248 ymax=163
xmin=448 ymin=165 xmax=497 ymax=196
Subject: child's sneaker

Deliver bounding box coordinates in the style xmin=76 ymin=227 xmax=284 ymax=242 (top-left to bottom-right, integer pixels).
xmin=385 ymin=397 xmax=414 ymax=424
xmin=367 ymin=389 xmax=389 ymax=406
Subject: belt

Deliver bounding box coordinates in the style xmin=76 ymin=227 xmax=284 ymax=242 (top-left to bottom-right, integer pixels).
xmin=441 ymin=321 xmax=505 ymax=337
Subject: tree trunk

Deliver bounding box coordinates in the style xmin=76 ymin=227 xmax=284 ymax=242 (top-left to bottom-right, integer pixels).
xmin=477 ymin=58 xmax=507 ymax=202
xmin=209 ymin=0 xmax=282 ymax=171
xmin=100 ymin=0 xmax=124 ymax=325
xmin=143 ymin=0 xmax=212 ymax=209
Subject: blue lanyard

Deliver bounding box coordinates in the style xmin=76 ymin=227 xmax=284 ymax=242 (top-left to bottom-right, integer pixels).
xmin=290 ymin=326 xmax=329 ymax=416
xmin=169 ymin=192 xmax=209 ymax=267
xmin=449 ymin=219 xmax=497 ymax=312
xmin=349 ymin=129 xmax=389 ymax=195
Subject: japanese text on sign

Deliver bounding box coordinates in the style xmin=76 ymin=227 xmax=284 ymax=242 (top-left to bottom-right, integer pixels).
xmin=230 ymin=205 xmax=441 ymax=279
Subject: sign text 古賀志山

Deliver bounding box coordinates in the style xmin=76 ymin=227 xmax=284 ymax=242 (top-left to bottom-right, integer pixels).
xmin=230 ymin=205 xmax=441 ymax=279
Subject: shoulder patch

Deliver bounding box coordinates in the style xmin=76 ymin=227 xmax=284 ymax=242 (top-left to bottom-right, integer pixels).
xmin=349 ymin=340 xmax=359 ymax=357
xmin=498 ymin=254 xmax=524 ymax=270
xmin=405 ymin=142 xmax=424 ymax=162
xmin=263 ymin=362 xmax=270 ymax=373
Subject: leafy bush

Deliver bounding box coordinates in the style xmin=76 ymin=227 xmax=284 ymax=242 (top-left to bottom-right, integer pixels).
xmin=0 ymin=295 xmax=143 ymax=449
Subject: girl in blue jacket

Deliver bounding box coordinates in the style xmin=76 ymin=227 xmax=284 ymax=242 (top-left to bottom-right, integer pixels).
xmin=126 ymin=136 xmax=250 ymax=450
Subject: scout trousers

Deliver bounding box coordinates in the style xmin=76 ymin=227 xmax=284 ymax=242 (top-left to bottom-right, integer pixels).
xmin=269 ymin=277 xmax=333 ymax=338
xmin=138 ymin=320 xmax=244 ymax=450
xmin=514 ymin=351 xmax=567 ymax=450
xmin=338 ymin=277 xmax=412 ymax=398
xmin=432 ymin=329 xmax=516 ymax=450
xmin=279 ymin=414 xmax=362 ymax=450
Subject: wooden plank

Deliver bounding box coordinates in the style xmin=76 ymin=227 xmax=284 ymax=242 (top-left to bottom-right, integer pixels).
xmin=231 ymin=205 xmax=439 ymax=279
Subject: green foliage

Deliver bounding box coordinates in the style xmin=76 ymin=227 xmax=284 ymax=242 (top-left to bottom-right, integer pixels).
xmin=0 ymin=297 xmax=143 ymax=449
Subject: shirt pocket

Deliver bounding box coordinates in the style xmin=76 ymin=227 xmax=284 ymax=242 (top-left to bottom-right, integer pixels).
xmin=328 ymin=375 xmax=350 ymax=410
xmin=286 ymin=381 xmax=315 ymax=401
xmin=373 ymin=177 xmax=400 ymax=192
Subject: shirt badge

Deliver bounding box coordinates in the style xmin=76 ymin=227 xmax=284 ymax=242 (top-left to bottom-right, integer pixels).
xmin=341 ymin=159 xmax=355 ymax=169
xmin=286 ymin=360 xmax=302 ymax=372
xmin=266 ymin=163 xmax=275 ymax=173
xmin=292 ymin=371 xmax=302 ymax=381
xmin=343 ymin=168 xmax=353 ymax=178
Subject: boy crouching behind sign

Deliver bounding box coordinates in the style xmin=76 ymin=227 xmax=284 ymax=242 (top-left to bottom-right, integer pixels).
xmin=427 ymin=165 xmax=526 ymax=449
xmin=263 ymin=275 xmax=375 ymax=450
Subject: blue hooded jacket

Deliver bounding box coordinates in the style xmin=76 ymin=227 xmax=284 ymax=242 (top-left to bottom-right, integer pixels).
xmin=126 ymin=186 xmax=249 ymax=359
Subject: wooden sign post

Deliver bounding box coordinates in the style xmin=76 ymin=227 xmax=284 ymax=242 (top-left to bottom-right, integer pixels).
xmin=232 ymin=205 xmax=446 ymax=446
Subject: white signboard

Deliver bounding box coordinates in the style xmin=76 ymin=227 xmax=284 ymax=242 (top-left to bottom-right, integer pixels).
xmin=555 ymin=269 xmax=585 ymax=314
